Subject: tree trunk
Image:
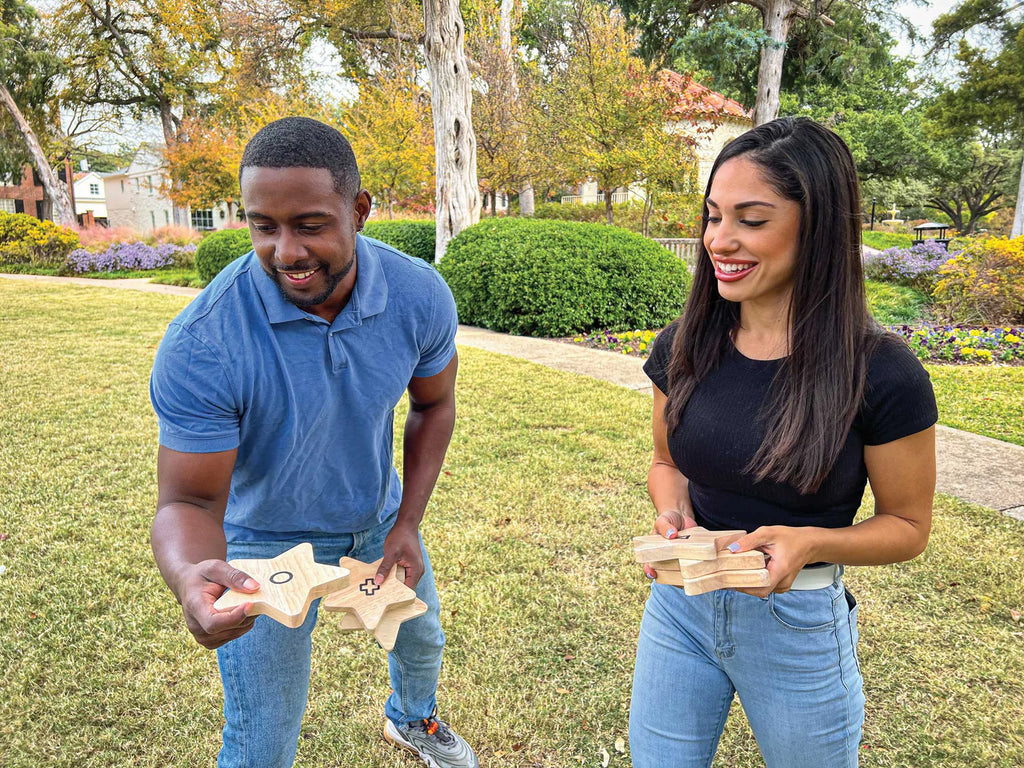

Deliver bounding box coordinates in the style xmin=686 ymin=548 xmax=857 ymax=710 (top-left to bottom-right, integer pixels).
xmin=158 ymin=100 xmax=189 ymax=227
xmin=753 ymin=0 xmax=794 ymax=126
xmin=1013 ymin=150 xmax=1024 ymax=238
xmin=423 ymin=0 xmax=480 ymax=262
xmin=604 ymin=189 xmax=613 ymax=224
xmin=642 ymin=192 xmax=654 ymax=238
xmin=0 ymin=83 xmax=75 ymax=226
xmin=499 ymin=0 xmax=534 ymax=217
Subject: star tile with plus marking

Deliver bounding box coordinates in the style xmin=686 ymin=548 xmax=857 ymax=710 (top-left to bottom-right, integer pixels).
xmin=213 ymin=542 xmax=350 ymax=628
xmin=321 ymin=557 xmax=418 ymax=631
xmin=335 ymin=594 xmax=428 ymax=651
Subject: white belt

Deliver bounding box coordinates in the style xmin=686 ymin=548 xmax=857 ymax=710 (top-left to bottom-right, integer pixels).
xmin=789 ymin=564 xmax=840 ymax=591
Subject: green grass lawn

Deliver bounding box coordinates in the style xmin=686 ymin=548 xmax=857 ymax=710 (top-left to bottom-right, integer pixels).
xmin=927 ymin=365 xmax=1024 ymax=446
xmin=1 ymin=279 xmax=1022 ymax=767
xmin=866 ymin=280 xmax=928 ymax=325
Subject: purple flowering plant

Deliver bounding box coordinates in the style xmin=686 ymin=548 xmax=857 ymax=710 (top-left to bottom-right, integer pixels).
xmin=863 ymin=240 xmax=958 ymax=292
xmin=64 ymin=241 xmax=197 ymax=274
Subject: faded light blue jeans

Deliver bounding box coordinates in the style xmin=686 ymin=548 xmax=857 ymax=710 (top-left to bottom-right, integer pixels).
xmin=215 ymin=516 xmax=445 ymax=768
xmin=629 ymin=574 xmax=864 ymax=768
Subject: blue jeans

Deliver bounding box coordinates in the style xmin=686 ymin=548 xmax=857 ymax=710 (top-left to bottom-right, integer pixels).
xmin=629 ymin=574 xmax=864 ymax=768
xmin=216 ymin=516 xmax=445 ymax=768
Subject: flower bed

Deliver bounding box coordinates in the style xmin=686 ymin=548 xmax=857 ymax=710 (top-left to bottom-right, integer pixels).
xmin=564 ymin=325 xmax=1024 ymax=365
xmin=890 ymin=325 xmax=1024 ymax=364
xmin=64 ymin=241 xmax=197 ymax=274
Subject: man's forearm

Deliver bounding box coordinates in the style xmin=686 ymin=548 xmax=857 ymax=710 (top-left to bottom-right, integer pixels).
xmin=152 ymin=503 xmax=229 ymax=601
xmin=397 ymin=400 xmax=456 ymax=529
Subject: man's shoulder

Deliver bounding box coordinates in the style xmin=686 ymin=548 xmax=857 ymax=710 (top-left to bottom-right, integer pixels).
xmin=172 ymin=251 xmax=261 ymax=335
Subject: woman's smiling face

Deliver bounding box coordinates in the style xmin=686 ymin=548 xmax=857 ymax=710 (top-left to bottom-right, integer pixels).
xmin=703 ymin=156 xmax=803 ymax=312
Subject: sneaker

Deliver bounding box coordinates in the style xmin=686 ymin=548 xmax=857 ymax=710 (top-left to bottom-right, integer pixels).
xmin=384 ymin=714 xmax=479 ymax=768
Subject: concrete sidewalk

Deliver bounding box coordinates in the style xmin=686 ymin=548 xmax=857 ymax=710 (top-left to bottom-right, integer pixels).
xmin=6 ymin=272 xmax=1023 ymax=518
xmin=458 ymin=327 xmax=1024 ymax=519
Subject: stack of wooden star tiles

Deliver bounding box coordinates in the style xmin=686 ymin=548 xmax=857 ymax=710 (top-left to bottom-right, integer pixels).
xmin=213 ymin=544 xmax=426 ymax=650
xmin=632 ymin=527 xmax=769 ymax=596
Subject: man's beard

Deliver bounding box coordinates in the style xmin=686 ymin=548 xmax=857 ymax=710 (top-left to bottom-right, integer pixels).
xmin=274 ymin=254 xmax=355 ymax=309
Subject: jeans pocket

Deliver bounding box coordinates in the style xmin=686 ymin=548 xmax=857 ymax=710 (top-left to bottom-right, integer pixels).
xmin=768 ymin=587 xmax=839 ymax=632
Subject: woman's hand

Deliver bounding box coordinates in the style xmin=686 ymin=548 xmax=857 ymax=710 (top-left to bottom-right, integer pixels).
xmin=642 ymin=510 xmax=699 ymax=579
xmin=727 ymin=525 xmax=818 ymax=596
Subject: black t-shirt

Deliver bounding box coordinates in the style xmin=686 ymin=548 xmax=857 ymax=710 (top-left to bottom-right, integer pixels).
xmin=643 ymin=324 xmax=938 ymax=532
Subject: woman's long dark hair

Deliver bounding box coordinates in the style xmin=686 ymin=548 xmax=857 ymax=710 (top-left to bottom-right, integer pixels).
xmin=665 ymin=116 xmax=880 ymax=494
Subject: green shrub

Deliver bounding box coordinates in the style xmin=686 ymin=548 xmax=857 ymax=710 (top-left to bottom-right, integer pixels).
xmin=438 ymin=218 xmax=691 ymax=337
xmin=861 ymin=231 xmax=914 ymax=250
xmin=195 ymin=228 xmax=253 ymax=283
xmin=533 ymin=194 xmax=703 ymax=238
xmin=932 ymin=235 xmax=1024 ymax=325
xmin=362 ymin=220 xmax=436 ymax=263
xmin=0 ymin=212 xmax=80 ymax=267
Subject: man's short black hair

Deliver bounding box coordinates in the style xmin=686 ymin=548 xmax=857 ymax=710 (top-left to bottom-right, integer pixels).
xmin=239 ymin=117 xmax=361 ymax=199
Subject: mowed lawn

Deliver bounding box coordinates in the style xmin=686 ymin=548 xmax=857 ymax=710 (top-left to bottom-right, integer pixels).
xmin=1 ymin=279 xmax=1022 ymax=768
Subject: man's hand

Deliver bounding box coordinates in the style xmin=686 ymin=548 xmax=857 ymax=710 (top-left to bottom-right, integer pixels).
xmin=642 ymin=509 xmax=699 ymax=579
xmin=176 ymin=559 xmax=260 ymax=649
xmin=376 ymin=521 xmax=425 ymax=588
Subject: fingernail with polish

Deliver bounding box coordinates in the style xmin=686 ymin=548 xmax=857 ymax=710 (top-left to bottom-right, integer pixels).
xmin=666 ymin=528 xmax=676 ymax=538
xmin=727 ymin=543 xmax=740 ymax=553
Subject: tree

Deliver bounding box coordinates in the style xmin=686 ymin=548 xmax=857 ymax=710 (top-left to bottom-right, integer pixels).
xmin=618 ymin=0 xmax=852 ymax=124
xmin=537 ymin=1 xmax=698 ymax=224
xmin=423 ymin=0 xmax=481 ymax=260
xmin=339 ymin=66 xmax=435 ymax=218
xmin=466 ymin=0 xmax=540 ymax=215
xmin=928 ymin=3 xmax=1024 ymax=235
xmin=924 ymin=142 xmax=1016 ymax=234
xmin=0 ymin=0 xmax=75 ymax=224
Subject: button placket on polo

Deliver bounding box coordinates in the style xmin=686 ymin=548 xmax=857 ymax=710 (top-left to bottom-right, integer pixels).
xmin=328 ymin=329 xmax=350 ymax=373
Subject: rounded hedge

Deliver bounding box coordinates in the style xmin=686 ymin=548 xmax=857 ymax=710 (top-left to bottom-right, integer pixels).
xmin=438 ymin=218 xmax=692 ymax=337
xmin=195 ymin=228 xmax=253 ymax=283
xmin=362 ymin=220 xmax=435 ymax=263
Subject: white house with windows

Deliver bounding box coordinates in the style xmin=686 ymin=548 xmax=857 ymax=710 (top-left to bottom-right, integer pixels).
xmin=103 ymin=144 xmax=233 ymax=232
xmin=72 ymin=171 xmax=108 ymax=225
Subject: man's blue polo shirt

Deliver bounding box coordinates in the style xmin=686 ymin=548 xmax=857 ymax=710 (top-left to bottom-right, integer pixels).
xmin=150 ymin=235 xmax=457 ymax=541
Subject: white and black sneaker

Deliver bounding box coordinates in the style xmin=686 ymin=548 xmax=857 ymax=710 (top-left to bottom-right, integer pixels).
xmin=384 ymin=714 xmax=479 ymax=768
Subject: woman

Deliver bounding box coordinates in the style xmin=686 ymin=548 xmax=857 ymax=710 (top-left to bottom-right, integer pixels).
xmin=629 ymin=117 xmax=937 ymax=768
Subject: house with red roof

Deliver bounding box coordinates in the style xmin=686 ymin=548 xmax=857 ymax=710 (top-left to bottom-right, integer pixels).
xmin=561 ymin=72 xmax=753 ymax=205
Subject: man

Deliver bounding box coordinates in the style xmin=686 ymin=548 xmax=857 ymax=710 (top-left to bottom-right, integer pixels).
xmin=150 ymin=116 xmax=477 ymax=768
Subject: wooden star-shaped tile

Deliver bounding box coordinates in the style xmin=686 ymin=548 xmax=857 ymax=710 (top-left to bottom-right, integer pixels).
xmin=321 ymin=557 xmax=418 ymax=631
xmin=213 ymin=542 xmax=350 ymax=628
xmin=335 ymin=594 xmax=429 ymax=651
xmin=632 ymin=527 xmax=746 ymax=563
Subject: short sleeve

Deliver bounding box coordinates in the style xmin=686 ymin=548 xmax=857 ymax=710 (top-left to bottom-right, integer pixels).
xmin=413 ymin=271 xmax=458 ymax=378
xmin=643 ymin=323 xmax=678 ymax=394
xmin=150 ymin=323 xmax=242 ymax=453
xmin=860 ymin=334 xmax=938 ymax=446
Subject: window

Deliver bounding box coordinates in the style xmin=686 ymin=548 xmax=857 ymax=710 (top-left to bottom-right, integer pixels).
xmin=191 ymin=209 xmax=214 ymax=230
xmin=0 ymin=199 xmax=16 ymax=213
xmin=89 ymin=183 xmax=99 ymax=195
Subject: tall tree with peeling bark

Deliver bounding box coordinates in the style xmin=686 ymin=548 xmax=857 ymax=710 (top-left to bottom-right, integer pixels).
xmin=423 ymin=0 xmax=480 ymax=261
xmin=618 ymin=0 xmax=916 ymax=125
xmin=0 ymin=0 xmax=74 ymax=225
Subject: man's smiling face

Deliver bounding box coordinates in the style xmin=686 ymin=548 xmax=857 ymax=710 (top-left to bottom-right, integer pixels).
xmin=242 ymin=166 xmax=371 ymax=321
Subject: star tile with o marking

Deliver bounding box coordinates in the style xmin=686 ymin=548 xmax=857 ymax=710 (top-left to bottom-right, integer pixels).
xmin=213 ymin=542 xmax=350 ymax=628
xmin=322 ymin=557 xmax=418 ymax=631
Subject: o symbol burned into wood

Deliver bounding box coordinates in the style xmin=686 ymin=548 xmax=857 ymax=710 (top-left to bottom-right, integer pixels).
xmin=269 ymin=570 xmax=294 ymax=585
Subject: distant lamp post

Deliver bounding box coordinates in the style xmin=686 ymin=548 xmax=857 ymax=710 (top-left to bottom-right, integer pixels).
xmin=870 ymin=197 xmax=876 ymax=231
